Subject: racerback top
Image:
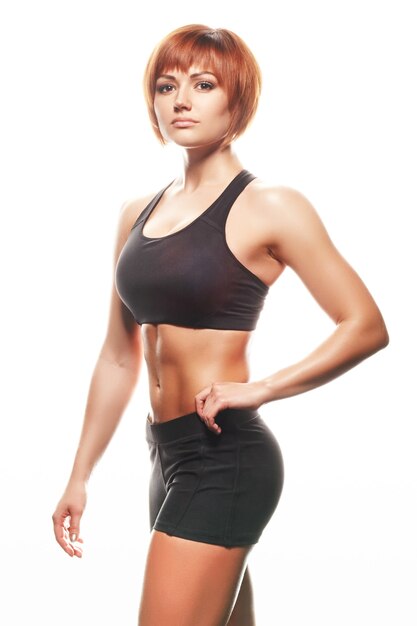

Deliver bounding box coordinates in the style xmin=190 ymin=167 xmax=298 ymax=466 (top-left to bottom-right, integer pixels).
xmin=114 ymin=169 xmax=269 ymax=331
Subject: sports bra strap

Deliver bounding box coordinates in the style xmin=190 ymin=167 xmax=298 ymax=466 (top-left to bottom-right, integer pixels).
xmin=203 ymin=170 xmax=256 ymax=229
xmin=130 ymin=180 xmax=175 ymax=231
xmin=130 ymin=169 xmax=255 ymax=233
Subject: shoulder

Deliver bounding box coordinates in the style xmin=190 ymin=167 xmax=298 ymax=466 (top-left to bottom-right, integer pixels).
xmin=245 ymin=177 xmax=332 ymax=259
xmin=113 ymin=191 xmax=158 ymax=254
xmin=118 ymin=191 xmax=159 ymax=230
xmin=247 ymin=178 xmax=328 ymax=236
xmin=246 ymin=178 xmax=321 ymax=225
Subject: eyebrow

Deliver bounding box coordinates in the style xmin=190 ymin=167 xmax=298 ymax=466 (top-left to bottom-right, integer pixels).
xmin=156 ymin=71 xmax=217 ymax=81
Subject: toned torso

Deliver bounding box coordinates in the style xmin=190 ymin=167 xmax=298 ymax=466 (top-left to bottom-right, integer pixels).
xmin=125 ymin=174 xmax=286 ymax=423
xmin=143 ymin=325 xmax=252 ymax=421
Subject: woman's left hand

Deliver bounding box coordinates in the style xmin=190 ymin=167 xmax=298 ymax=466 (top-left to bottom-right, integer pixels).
xmin=194 ymin=381 xmax=266 ymax=434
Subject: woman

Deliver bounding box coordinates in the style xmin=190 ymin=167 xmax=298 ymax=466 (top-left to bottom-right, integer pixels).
xmin=52 ymin=24 xmax=389 ymax=626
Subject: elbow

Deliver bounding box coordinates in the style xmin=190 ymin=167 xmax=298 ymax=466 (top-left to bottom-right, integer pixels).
xmin=339 ymin=311 xmax=389 ymax=362
xmin=99 ymin=338 xmax=143 ymax=375
xmin=371 ymin=313 xmax=390 ymax=352
xmin=372 ymin=329 xmax=389 ymax=356
xmin=379 ymin=325 xmax=390 ymax=350
xmin=359 ymin=314 xmax=390 ymax=356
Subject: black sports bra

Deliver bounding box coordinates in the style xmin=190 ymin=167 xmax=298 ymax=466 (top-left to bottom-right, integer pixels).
xmin=114 ymin=169 xmax=269 ymax=331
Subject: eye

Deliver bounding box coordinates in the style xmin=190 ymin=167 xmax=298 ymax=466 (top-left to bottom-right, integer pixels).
xmin=156 ymin=84 xmax=175 ymax=94
xmin=196 ymin=81 xmax=215 ymax=90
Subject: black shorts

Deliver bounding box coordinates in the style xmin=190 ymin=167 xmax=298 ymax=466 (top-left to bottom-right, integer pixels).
xmin=146 ymin=408 xmax=284 ymax=547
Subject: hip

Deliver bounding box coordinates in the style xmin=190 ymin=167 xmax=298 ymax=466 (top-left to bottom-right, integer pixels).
xmin=145 ymin=407 xmax=284 ymax=489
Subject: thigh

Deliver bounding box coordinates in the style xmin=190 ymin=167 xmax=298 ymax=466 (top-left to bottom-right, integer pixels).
xmin=226 ymin=566 xmax=255 ymax=626
xmin=138 ymin=530 xmax=254 ymax=626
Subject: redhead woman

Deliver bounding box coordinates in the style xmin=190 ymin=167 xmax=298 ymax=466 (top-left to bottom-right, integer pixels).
xmin=52 ymin=24 xmax=389 ymax=626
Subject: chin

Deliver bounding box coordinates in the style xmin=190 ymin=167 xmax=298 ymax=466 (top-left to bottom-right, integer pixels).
xmin=169 ymin=134 xmax=228 ymax=150
xmin=161 ymin=126 xmax=228 ymax=150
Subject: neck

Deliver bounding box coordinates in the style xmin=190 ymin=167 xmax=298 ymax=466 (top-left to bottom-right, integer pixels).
xmin=178 ymin=143 xmax=244 ymax=192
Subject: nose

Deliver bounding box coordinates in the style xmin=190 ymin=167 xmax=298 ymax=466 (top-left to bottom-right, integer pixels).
xmin=173 ymin=86 xmax=192 ymax=112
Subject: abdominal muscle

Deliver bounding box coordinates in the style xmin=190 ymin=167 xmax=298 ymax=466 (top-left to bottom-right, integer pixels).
xmin=142 ymin=323 xmax=252 ymax=423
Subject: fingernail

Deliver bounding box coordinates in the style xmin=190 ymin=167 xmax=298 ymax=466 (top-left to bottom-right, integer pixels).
xmin=70 ymin=533 xmax=77 ymax=542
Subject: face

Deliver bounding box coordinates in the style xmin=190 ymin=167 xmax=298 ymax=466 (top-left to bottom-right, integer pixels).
xmin=153 ymin=67 xmax=231 ymax=148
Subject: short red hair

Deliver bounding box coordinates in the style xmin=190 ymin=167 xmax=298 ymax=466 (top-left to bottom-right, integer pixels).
xmin=143 ymin=24 xmax=262 ymax=147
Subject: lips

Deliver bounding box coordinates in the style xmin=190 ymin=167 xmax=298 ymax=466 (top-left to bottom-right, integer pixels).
xmin=171 ymin=118 xmax=199 ymax=128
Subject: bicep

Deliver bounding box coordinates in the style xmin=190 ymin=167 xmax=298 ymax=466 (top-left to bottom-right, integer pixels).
xmin=269 ymin=188 xmax=382 ymax=325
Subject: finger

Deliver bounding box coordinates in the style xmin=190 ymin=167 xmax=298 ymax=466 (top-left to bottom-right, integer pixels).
xmin=68 ymin=511 xmax=82 ymax=543
xmin=201 ymin=411 xmax=222 ymax=435
xmin=68 ymin=531 xmax=84 ymax=558
xmin=71 ymin=538 xmax=84 ymax=558
xmin=195 ymin=384 xmax=212 ymax=401
xmin=210 ymin=421 xmax=222 ymax=435
xmin=194 ymin=386 xmax=212 ymax=417
xmin=198 ymin=383 xmax=227 ymax=421
xmin=200 ymin=397 xmax=222 ymax=423
xmin=52 ymin=512 xmax=76 ymax=557
xmin=205 ymin=419 xmax=222 ymax=435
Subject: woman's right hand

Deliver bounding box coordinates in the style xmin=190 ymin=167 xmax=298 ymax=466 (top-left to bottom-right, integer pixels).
xmin=52 ymin=479 xmax=87 ymax=558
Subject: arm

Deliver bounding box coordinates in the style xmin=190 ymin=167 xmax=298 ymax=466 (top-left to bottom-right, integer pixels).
xmin=258 ymin=186 xmax=389 ymax=402
xmin=52 ymin=197 xmax=145 ymax=557
xmin=67 ymin=316 xmax=142 ymax=485
xmin=195 ymin=186 xmax=389 ymax=426
xmin=69 ymin=199 xmax=144 ymax=482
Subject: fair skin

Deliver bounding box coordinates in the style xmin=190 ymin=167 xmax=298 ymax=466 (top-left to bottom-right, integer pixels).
xmin=52 ymin=66 xmax=389 ymax=625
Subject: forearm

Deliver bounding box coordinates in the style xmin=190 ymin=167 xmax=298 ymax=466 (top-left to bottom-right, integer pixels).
xmin=68 ymin=353 xmax=141 ymax=484
xmin=259 ymin=317 xmax=389 ymax=403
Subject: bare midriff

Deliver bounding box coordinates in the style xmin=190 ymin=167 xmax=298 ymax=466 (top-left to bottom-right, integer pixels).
xmin=142 ymin=323 xmax=252 ymax=423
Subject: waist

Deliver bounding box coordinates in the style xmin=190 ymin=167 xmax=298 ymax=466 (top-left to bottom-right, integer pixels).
xmin=146 ymin=408 xmax=260 ymax=443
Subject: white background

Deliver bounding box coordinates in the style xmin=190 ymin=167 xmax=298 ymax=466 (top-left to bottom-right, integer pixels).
xmin=1 ymin=1 xmax=415 ymax=624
